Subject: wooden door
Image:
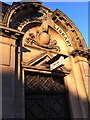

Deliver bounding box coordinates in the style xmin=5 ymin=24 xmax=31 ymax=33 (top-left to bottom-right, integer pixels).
xmin=25 ymin=71 xmax=71 ymax=120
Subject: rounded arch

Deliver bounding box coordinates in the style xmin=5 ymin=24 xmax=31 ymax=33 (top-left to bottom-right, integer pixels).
xmin=3 ymin=2 xmax=43 ymax=28
xmin=18 ymin=21 xmax=42 ymax=32
xmin=3 ymin=2 xmax=88 ymax=51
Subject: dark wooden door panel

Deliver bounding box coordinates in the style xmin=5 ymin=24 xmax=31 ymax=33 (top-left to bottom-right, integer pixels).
xmin=25 ymin=72 xmax=70 ymax=120
xmin=25 ymin=95 xmax=69 ymax=120
xmin=25 ymin=96 xmax=46 ymax=119
xmin=25 ymin=72 xmax=65 ymax=95
xmin=48 ymin=95 xmax=67 ymax=119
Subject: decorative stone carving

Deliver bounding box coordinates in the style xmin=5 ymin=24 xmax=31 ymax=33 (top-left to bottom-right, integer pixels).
xmin=24 ymin=17 xmax=60 ymax=51
xmin=25 ymin=30 xmax=60 ymax=51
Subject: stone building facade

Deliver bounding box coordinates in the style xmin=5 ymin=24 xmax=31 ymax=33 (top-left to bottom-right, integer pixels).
xmin=0 ymin=2 xmax=90 ymax=119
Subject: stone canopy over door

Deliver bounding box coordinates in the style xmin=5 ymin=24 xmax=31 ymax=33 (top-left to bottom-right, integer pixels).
xmin=1 ymin=2 xmax=90 ymax=119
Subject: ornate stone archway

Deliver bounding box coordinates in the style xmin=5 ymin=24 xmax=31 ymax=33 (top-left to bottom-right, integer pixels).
xmin=1 ymin=2 xmax=90 ymax=119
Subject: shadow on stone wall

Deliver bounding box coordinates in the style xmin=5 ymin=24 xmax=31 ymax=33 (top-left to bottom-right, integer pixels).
xmin=1 ymin=41 xmax=90 ymax=119
xmin=1 ymin=69 xmax=90 ymax=119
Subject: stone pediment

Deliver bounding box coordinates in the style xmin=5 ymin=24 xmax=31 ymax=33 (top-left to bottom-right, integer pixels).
xmin=22 ymin=51 xmax=53 ymax=68
xmin=22 ymin=51 xmax=70 ymax=74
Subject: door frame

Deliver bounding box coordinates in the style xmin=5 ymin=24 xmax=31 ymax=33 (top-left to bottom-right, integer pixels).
xmin=23 ymin=68 xmax=71 ymax=119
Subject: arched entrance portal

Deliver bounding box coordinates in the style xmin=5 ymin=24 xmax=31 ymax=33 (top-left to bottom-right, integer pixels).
xmin=2 ymin=2 xmax=89 ymax=119
xmin=21 ymin=16 xmax=72 ymax=118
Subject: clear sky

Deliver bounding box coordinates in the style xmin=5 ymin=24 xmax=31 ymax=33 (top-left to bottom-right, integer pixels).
xmin=3 ymin=1 xmax=89 ymax=48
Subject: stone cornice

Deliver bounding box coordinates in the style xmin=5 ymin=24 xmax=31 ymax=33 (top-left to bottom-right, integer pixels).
xmin=0 ymin=25 xmax=24 ymax=40
xmin=70 ymin=48 xmax=90 ymax=59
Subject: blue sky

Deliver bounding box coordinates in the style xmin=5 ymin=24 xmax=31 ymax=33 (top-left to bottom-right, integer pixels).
xmin=3 ymin=1 xmax=89 ymax=47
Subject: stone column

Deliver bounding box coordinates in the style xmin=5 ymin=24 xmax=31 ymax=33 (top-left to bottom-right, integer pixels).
xmin=64 ymin=56 xmax=83 ymax=119
xmin=65 ymin=49 xmax=89 ymax=119
xmin=14 ymin=40 xmax=25 ymax=118
xmin=0 ymin=28 xmax=24 ymax=119
xmin=72 ymin=56 xmax=88 ymax=119
xmin=0 ymin=36 xmax=16 ymax=119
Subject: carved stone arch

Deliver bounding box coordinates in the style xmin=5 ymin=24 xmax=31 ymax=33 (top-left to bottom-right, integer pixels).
xmin=18 ymin=21 xmax=42 ymax=32
xmin=3 ymin=1 xmax=88 ymax=57
xmin=3 ymin=2 xmax=43 ymax=28
xmin=3 ymin=2 xmax=87 ymax=52
xmin=4 ymin=3 xmax=88 ymax=52
xmin=51 ymin=9 xmax=87 ymax=51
